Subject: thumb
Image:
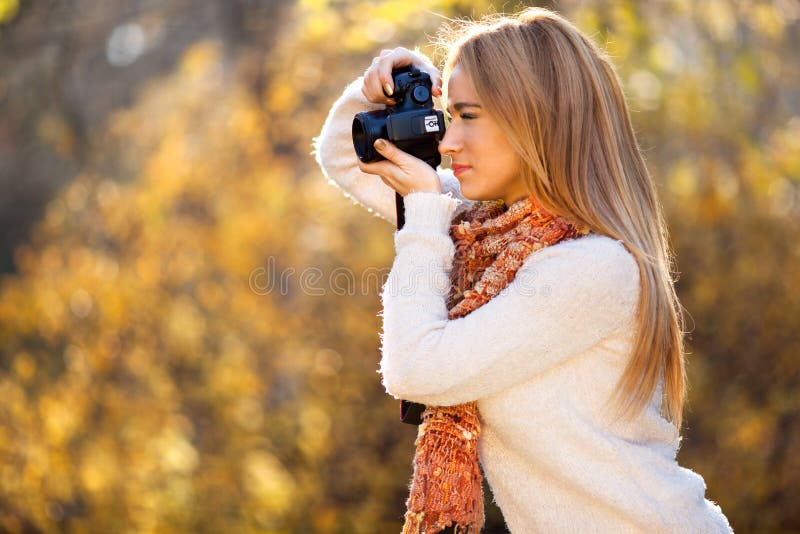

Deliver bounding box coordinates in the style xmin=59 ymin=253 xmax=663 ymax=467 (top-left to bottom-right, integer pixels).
xmin=373 ymin=139 xmax=404 ymax=163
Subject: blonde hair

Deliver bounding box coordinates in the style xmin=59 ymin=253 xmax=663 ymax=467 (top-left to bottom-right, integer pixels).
xmin=433 ymin=7 xmax=688 ymax=429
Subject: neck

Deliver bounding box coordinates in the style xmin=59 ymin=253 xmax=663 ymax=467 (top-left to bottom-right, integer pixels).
xmin=503 ymin=193 xmax=531 ymax=207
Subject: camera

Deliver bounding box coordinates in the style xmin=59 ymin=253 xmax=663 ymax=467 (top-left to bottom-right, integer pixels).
xmin=352 ymin=65 xmax=446 ymax=169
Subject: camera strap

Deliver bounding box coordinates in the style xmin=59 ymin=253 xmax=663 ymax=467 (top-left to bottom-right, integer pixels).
xmin=395 ymin=190 xmax=426 ymax=426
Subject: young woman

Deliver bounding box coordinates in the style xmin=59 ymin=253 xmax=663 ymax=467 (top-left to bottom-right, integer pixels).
xmin=314 ymin=7 xmax=732 ymax=534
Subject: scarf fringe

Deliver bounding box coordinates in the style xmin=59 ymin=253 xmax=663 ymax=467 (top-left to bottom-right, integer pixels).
xmin=401 ymin=512 xmax=477 ymax=534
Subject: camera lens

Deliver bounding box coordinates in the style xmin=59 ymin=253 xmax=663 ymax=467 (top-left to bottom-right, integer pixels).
xmin=352 ymin=118 xmax=368 ymax=160
xmin=352 ymin=112 xmax=386 ymax=162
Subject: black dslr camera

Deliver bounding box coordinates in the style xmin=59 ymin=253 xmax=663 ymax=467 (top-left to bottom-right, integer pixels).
xmin=352 ymin=65 xmax=446 ymax=169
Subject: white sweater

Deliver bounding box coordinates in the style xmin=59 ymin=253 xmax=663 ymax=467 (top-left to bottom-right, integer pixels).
xmin=313 ymin=76 xmax=733 ymax=534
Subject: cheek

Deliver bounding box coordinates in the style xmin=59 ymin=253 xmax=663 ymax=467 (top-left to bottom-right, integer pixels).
xmin=493 ymin=141 xmax=521 ymax=176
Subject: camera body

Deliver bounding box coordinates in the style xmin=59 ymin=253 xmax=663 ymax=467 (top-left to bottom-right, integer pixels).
xmin=352 ymin=65 xmax=446 ymax=169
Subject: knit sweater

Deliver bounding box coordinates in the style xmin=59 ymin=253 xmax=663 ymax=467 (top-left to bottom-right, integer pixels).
xmin=313 ymin=76 xmax=733 ymax=533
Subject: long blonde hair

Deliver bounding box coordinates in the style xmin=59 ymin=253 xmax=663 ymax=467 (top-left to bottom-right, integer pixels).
xmin=434 ymin=7 xmax=688 ymax=429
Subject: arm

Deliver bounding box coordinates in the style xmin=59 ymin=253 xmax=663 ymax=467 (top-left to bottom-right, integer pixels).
xmin=378 ymin=192 xmax=641 ymax=406
xmin=311 ymin=76 xmax=470 ymax=226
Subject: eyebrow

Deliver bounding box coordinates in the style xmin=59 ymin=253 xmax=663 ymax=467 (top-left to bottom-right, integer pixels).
xmin=445 ymin=102 xmax=482 ymax=114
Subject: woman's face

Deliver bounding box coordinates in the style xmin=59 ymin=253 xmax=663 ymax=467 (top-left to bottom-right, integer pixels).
xmin=438 ymin=64 xmax=529 ymax=205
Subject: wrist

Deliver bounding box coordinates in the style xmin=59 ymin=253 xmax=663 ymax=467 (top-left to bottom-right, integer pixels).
xmin=401 ymin=191 xmax=460 ymax=234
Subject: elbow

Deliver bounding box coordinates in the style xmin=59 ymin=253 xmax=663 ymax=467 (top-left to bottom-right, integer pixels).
xmin=377 ymin=344 xmax=413 ymax=399
xmin=311 ymin=133 xmax=335 ymax=175
xmin=379 ymin=371 xmax=411 ymax=401
xmin=379 ymin=369 xmax=433 ymax=403
xmin=378 ymin=342 xmax=457 ymax=403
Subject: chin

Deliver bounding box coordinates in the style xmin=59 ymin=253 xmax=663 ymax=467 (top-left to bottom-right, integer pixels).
xmin=457 ymin=182 xmax=478 ymax=201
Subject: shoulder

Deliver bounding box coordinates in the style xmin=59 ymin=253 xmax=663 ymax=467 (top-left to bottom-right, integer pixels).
xmin=525 ymin=233 xmax=637 ymax=272
xmin=515 ymin=233 xmax=641 ymax=303
xmin=549 ymin=232 xmax=635 ymax=262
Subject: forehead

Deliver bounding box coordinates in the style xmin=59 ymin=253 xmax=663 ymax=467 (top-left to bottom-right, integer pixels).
xmin=444 ymin=64 xmax=481 ymax=110
xmin=446 ymin=64 xmax=476 ymax=96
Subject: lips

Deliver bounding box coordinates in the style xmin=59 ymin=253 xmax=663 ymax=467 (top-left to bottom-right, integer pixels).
xmin=452 ymin=164 xmax=471 ymax=177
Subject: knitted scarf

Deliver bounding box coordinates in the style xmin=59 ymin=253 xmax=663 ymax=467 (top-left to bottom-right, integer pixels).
xmin=401 ymin=194 xmax=590 ymax=534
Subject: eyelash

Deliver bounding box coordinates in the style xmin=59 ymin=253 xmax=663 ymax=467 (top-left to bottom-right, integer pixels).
xmin=445 ymin=113 xmax=475 ymax=121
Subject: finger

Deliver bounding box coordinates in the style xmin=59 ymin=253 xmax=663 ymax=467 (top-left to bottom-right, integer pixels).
xmin=363 ymin=66 xmax=387 ymax=103
xmin=366 ymin=67 xmax=395 ymax=105
xmin=379 ymin=48 xmax=414 ymax=97
xmin=372 ymin=138 xmax=406 ymax=165
xmin=364 ymin=57 xmax=394 ymax=104
xmin=377 ymin=57 xmax=397 ymax=98
xmin=432 ymin=74 xmax=443 ymax=95
xmin=378 ymin=174 xmax=398 ymax=191
xmin=357 ymin=158 xmax=397 ymax=180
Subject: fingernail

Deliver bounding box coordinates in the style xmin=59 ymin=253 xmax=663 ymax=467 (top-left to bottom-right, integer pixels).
xmin=374 ymin=139 xmax=386 ymax=150
xmin=383 ymin=83 xmax=393 ymax=96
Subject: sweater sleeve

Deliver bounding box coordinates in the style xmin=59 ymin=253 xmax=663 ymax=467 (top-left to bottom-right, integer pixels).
xmin=379 ymin=192 xmax=641 ymax=406
xmin=311 ymin=74 xmax=471 ymax=226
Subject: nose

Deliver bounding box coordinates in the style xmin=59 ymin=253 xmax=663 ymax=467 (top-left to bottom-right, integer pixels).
xmin=438 ymin=125 xmax=461 ymax=158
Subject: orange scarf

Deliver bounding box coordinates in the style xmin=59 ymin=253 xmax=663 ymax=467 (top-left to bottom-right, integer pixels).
xmin=401 ymin=195 xmax=589 ymax=534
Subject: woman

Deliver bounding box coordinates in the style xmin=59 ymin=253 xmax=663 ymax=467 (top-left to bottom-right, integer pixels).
xmin=313 ymin=7 xmax=732 ymax=534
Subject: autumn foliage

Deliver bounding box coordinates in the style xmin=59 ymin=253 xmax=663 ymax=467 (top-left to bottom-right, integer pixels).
xmin=0 ymin=1 xmax=798 ymax=532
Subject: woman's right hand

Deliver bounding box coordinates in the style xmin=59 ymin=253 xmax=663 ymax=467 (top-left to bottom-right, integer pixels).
xmin=361 ymin=47 xmax=443 ymax=106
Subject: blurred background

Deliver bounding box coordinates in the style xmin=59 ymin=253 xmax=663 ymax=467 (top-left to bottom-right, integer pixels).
xmin=0 ymin=0 xmax=798 ymax=532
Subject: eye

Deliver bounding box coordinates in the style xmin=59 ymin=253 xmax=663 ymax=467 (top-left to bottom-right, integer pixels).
xmin=445 ymin=113 xmax=476 ymax=121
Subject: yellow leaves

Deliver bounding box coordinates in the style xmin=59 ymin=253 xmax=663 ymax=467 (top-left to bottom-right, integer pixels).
xmin=627 ymin=69 xmax=662 ymax=110
xmin=39 ymin=393 xmax=80 ymax=446
xmin=64 ymin=344 xmax=91 ymax=384
xmin=13 ymin=352 xmax=36 ymax=383
xmin=313 ymin=347 xmax=343 ymax=376
xmin=768 ymin=116 xmax=800 ymax=181
xmin=299 ymin=6 xmax=341 ymax=43
xmin=37 ymin=288 xmax=67 ymax=341
xmin=267 ymin=83 xmax=299 ymax=113
xmin=0 ymin=0 xmax=18 ymax=25
xmin=242 ymin=450 xmax=297 ymax=515
xmin=668 ymin=159 xmax=698 ymax=198
xmin=36 ymin=113 xmax=75 ymax=157
xmin=648 ymin=38 xmax=683 ymax=74
xmin=65 ymin=181 xmax=90 ymax=212
xmin=701 ymin=0 xmax=736 ymax=42
xmin=747 ymin=3 xmax=785 ymax=40
xmin=231 ymin=396 xmax=264 ymax=431
xmin=362 ymin=17 xmax=398 ymax=44
xmin=69 ymin=287 xmax=93 ymax=319
xmin=312 ymin=507 xmax=339 ymax=532
xmin=733 ymin=53 xmax=759 ymax=95
xmin=179 ymin=40 xmax=222 ymax=79
xmin=294 ymin=0 xmax=438 ymax=52
xmin=80 ymin=441 xmax=117 ymax=494
xmin=298 ymin=403 xmax=332 ymax=459
xmin=152 ymin=427 xmax=199 ymax=475
xmin=165 ymin=296 xmax=207 ymax=356
xmin=299 ymin=0 xmax=329 ymax=11
xmin=342 ymin=24 xmax=389 ymax=53
xmin=2 ymin=1 xmax=798 ymax=531
xmin=227 ymin=99 xmax=264 ymax=147
xmin=719 ymin=399 xmax=776 ymax=455
xmin=209 ymin=338 xmax=261 ymax=397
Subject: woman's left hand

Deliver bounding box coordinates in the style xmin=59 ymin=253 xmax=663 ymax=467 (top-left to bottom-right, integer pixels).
xmin=356 ymin=139 xmax=442 ymax=197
